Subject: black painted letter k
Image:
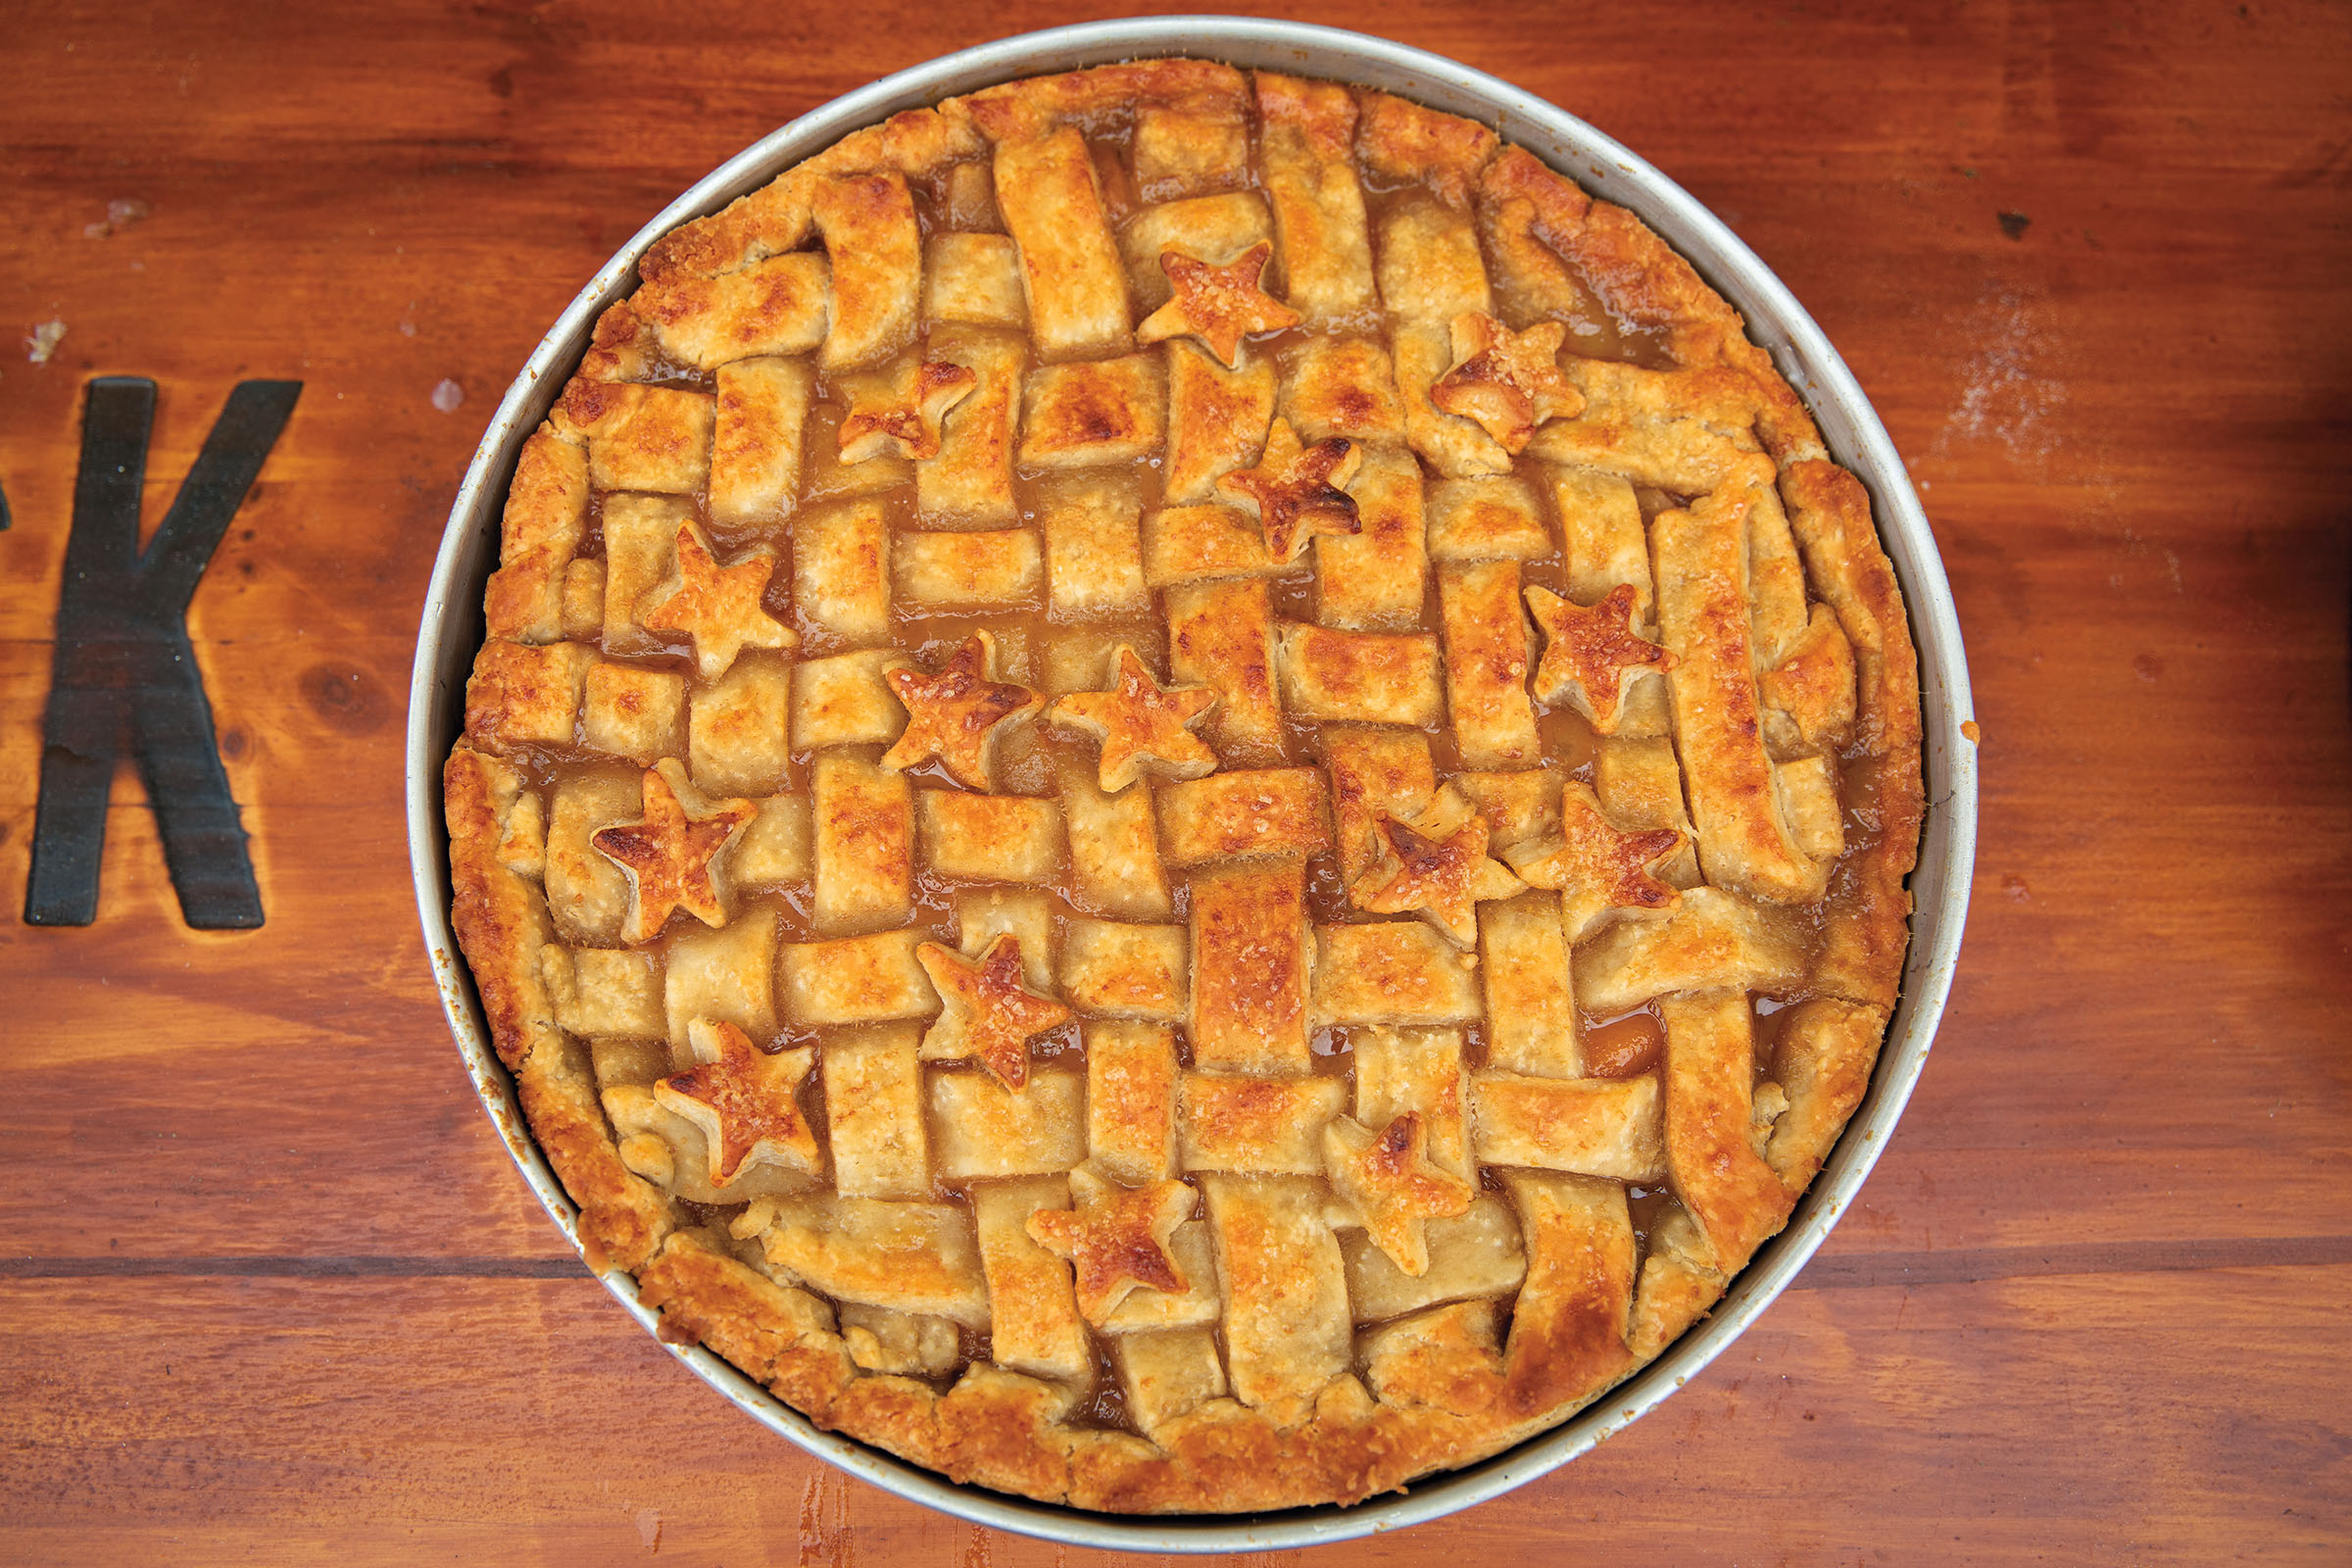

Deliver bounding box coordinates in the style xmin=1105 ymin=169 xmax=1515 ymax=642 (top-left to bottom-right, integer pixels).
xmin=26 ymin=377 xmax=301 ymax=929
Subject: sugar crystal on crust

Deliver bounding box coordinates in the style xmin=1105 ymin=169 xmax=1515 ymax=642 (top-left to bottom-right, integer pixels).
xmin=837 ymin=356 xmax=979 ymax=463
xmin=638 ymin=521 xmax=798 ymax=680
xmin=881 ymin=631 xmax=1042 ymax=792
xmin=1135 ymin=239 xmax=1302 ymax=368
xmin=589 ymin=760 xmax=758 ymax=944
xmin=1045 ymin=645 xmax=1219 ymax=793
xmin=1026 ymin=1166 xmax=1198 ymax=1324
xmin=1215 ymin=416 xmax=1363 ymax=564
xmin=917 ymin=933 xmax=1074 ymax=1089
xmin=656 ymin=1019 xmax=821 ymax=1187
xmin=1324 ymin=1111 xmax=1477 ymax=1277
xmin=1526 ymin=581 xmax=1675 ymax=736
xmin=1429 ymin=311 xmax=1586 ymax=453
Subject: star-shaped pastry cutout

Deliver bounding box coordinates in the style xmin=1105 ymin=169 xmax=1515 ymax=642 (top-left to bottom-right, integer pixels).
xmin=1134 ymin=240 xmax=1303 ymax=368
xmin=1044 ymin=645 xmax=1219 ymax=793
xmin=655 ymin=1018 xmax=820 ymax=1188
xmin=1025 ymin=1166 xmax=1198 ymax=1324
xmin=1503 ymin=781 xmax=1688 ymax=940
xmin=639 ymin=521 xmax=798 ymax=680
xmin=880 ymin=632 xmax=1043 ymax=791
xmin=915 ymin=933 xmax=1072 ymax=1089
xmin=1429 ymin=311 xmax=1587 ymax=453
xmin=590 ymin=760 xmax=759 ymax=943
xmin=1350 ymin=790 xmax=1527 ymax=947
xmin=837 ymin=357 xmax=979 ymax=464
xmin=1526 ymin=582 xmax=1676 ymax=735
xmin=1215 ymin=416 xmax=1363 ymax=564
xmin=1323 ymin=1112 xmax=1475 ymax=1277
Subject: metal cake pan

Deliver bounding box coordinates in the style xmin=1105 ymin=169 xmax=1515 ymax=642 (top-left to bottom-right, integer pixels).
xmin=405 ymin=17 xmax=1979 ymax=1552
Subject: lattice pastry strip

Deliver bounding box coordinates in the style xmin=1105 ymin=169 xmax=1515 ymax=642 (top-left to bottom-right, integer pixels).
xmin=444 ymin=56 xmax=1922 ymax=1516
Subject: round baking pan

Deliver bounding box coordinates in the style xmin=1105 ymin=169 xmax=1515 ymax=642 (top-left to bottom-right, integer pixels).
xmin=406 ymin=17 xmax=1979 ymax=1551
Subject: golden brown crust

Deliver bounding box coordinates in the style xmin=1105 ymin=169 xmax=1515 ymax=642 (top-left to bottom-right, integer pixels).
xmin=583 ymin=254 xmax=831 ymax=383
xmin=639 ymin=104 xmax=982 ymax=285
xmin=1254 ymin=73 xmax=1377 ymax=325
xmin=637 ymin=1230 xmax=841 ymax=1382
xmin=991 ymin=128 xmax=1134 ymax=362
xmin=482 ymin=427 xmax=588 ymax=642
xmin=520 ymin=1033 xmax=675 ymax=1271
xmin=1477 ymin=147 xmax=1822 ymax=462
xmin=1187 ymin=859 xmax=1313 ymax=1074
xmin=447 ymin=745 xmax=676 ymax=1269
xmin=1652 ymin=489 xmax=1832 ymax=904
xmin=1354 ymin=90 xmax=1499 ymax=212
xmin=1759 ymin=604 xmax=1860 ymax=755
xmin=645 ymin=1235 xmax=1430 ymax=1513
xmin=1660 ymin=991 xmax=1796 ymax=1268
xmin=463 ymin=638 xmax=591 ymax=754
xmin=1255 ymin=70 xmax=1356 ymax=164
xmin=1496 ymin=1172 xmax=1639 ymax=1417
xmin=935 ymin=1365 xmax=1080 ymax=1495
xmin=633 ymin=1218 xmax=1648 ymax=1513
xmin=447 ymin=59 xmax=1927 ymax=1516
xmin=1766 ymin=998 xmax=1890 ymax=1190
xmin=1780 ymin=460 xmax=1926 ymax=1008
xmin=444 ymin=746 xmax=561 ymax=1071
xmin=964 ymin=59 xmax=1250 ymax=144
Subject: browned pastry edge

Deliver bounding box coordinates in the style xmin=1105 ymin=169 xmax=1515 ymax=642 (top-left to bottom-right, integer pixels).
xmin=447 ymin=745 xmax=675 ymax=1272
xmin=443 ymin=56 xmax=1930 ymax=1512
xmin=444 ymin=746 xmax=558 ymax=1075
xmin=1478 ymin=146 xmax=1826 ymax=466
xmin=634 ymin=1227 xmax=1630 ymax=1513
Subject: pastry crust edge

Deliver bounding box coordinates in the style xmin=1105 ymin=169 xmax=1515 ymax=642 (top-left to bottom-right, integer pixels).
xmin=442 ymin=58 xmax=1929 ymax=1513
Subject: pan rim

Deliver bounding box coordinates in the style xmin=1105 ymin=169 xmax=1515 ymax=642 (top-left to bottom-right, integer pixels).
xmin=403 ymin=17 xmax=1979 ymax=1551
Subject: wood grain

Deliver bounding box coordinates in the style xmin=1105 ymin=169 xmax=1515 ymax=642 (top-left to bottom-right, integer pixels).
xmin=3 ymin=1 xmax=2348 ymax=1561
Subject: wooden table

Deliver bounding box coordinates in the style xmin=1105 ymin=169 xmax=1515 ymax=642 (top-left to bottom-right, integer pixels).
xmin=4 ymin=3 xmax=2346 ymax=1561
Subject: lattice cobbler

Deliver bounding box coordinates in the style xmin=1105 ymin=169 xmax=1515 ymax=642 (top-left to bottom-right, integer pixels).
xmin=444 ymin=58 xmax=1924 ymax=1513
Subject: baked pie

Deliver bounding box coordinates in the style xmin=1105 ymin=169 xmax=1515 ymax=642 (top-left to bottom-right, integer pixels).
xmin=445 ymin=57 xmax=1923 ymax=1513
